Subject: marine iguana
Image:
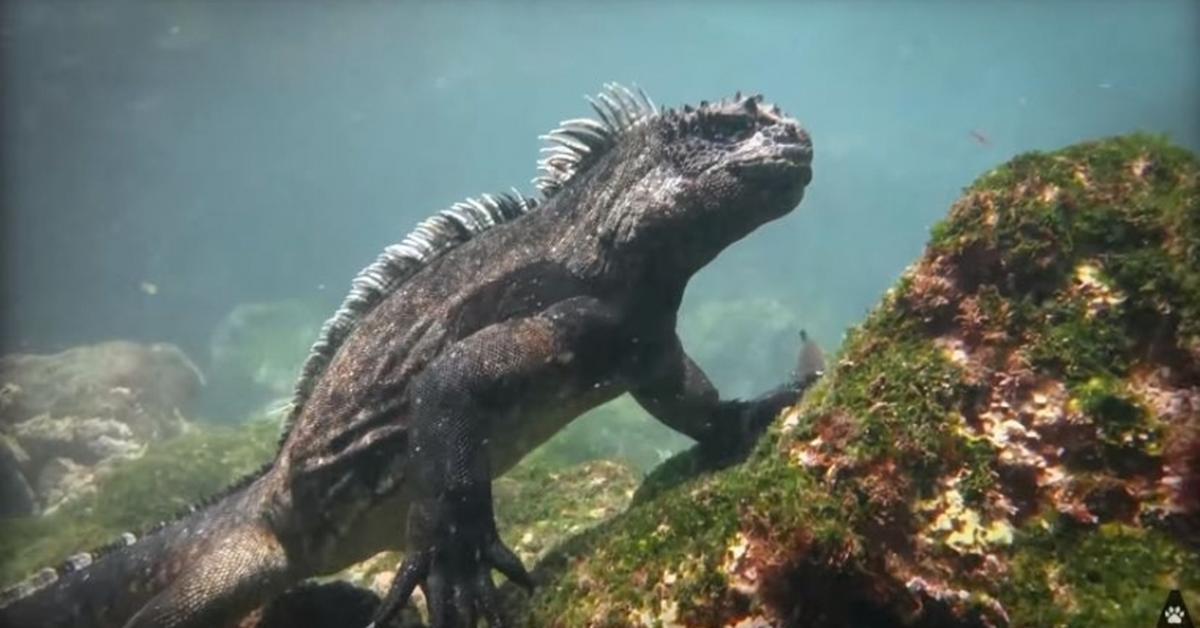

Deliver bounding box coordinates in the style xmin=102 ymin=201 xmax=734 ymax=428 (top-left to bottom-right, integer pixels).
xmin=0 ymin=83 xmax=814 ymax=628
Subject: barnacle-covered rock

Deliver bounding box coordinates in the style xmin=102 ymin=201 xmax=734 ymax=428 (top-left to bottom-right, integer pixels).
xmin=521 ymin=135 xmax=1200 ymax=626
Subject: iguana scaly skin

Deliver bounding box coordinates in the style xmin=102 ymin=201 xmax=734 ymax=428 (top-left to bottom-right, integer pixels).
xmin=0 ymin=84 xmax=814 ymax=628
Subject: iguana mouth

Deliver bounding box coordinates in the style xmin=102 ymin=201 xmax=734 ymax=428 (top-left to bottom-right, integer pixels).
xmin=729 ymin=142 xmax=813 ymax=187
xmin=724 ymin=117 xmax=813 ymax=187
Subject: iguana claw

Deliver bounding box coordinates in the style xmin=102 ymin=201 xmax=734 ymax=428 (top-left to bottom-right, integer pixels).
xmin=370 ymin=501 xmax=531 ymax=628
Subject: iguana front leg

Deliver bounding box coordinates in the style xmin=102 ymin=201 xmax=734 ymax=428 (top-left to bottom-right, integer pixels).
xmin=632 ymin=333 xmax=815 ymax=464
xmin=371 ymin=296 xmax=623 ymax=628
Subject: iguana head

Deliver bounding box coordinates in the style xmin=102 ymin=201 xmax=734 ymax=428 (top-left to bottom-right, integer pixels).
xmin=538 ymin=85 xmax=813 ymax=276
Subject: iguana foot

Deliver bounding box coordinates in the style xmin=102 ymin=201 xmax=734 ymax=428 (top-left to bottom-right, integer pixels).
xmin=700 ymin=332 xmax=825 ymax=466
xmin=699 ymin=381 xmax=803 ymax=466
xmin=370 ymin=497 xmax=532 ymax=628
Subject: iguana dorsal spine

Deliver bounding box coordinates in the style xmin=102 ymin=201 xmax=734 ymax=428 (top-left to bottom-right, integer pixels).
xmin=282 ymin=82 xmax=656 ymax=441
xmin=281 ymin=191 xmax=535 ymax=441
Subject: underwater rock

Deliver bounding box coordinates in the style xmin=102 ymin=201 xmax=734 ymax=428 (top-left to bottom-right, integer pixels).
xmin=13 ymin=415 xmax=142 ymax=467
xmin=34 ymin=457 xmax=95 ymax=515
xmin=519 ymin=135 xmax=1200 ymax=626
xmin=0 ymin=417 xmax=280 ymax=589
xmin=333 ymin=459 xmax=639 ymax=611
xmin=0 ymin=437 xmax=35 ymax=517
xmin=0 ymin=341 xmax=201 ymax=438
xmin=205 ymin=300 xmax=324 ymax=421
xmin=0 ymin=341 xmax=201 ymax=515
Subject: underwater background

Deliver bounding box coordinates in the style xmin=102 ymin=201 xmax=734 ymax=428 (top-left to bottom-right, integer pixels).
xmin=0 ymin=1 xmax=1198 ymax=625
xmin=3 ymin=2 xmax=1197 ymax=383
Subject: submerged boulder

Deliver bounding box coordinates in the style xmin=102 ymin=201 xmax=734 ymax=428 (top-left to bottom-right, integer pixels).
xmin=520 ymin=135 xmax=1200 ymax=626
xmin=0 ymin=418 xmax=279 ymax=589
xmin=205 ymin=300 xmax=324 ymax=421
xmin=0 ymin=437 xmax=34 ymax=518
xmin=0 ymin=341 xmax=203 ymax=515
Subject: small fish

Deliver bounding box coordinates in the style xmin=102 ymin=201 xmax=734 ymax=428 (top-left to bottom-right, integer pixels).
xmin=795 ymin=329 xmax=826 ymax=383
xmin=139 ymin=281 xmax=158 ymax=296
xmin=968 ymin=129 xmax=991 ymax=146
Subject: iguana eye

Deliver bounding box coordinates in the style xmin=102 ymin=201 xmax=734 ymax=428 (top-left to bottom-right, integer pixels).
xmin=707 ymin=113 xmax=754 ymax=140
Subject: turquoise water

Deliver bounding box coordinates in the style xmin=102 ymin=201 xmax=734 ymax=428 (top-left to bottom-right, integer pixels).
xmin=2 ymin=0 xmax=1197 ymax=399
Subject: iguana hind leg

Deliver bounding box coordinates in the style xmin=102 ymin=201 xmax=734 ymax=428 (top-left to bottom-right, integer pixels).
xmin=124 ymin=522 xmax=291 ymax=628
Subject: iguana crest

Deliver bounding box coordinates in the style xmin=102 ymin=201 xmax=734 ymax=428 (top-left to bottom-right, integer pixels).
xmin=281 ymin=82 xmax=657 ymax=440
xmin=534 ymin=82 xmax=658 ymax=196
xmin=282 ymin=191 xmax=535 ymax=438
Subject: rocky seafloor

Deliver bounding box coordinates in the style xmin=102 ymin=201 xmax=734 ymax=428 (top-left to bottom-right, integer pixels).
xmin=0 ymin=134 xmax=1196 ymax=627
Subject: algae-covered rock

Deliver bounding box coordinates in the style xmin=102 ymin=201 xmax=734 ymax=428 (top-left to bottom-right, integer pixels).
xmin=0 ymin=341 xmax=202 ymax=439
xmin=520 ymin=135 xmax=1200 ymax=627
xmin=0 ymin=341 xmax=204 ymax=514
xmin=0 ymin=417 xmax=278 ymax=589
xmin=0 ymin=438 xmax=35 ymax=518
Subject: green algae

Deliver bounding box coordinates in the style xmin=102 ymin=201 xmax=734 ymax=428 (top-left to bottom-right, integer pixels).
xmin=1002 ymin=519 xmax=1200 ymax=627
xmin=527 ymin=447 xmax=854 ymax=625
xmin=522 ymin=135 xmax=1200 ymax=625
xmin=818 ymin=330 xmax=966 ymax=493
xmin=958 ymin=431 xmax=1000 ymax=505
xmin=1028 ymin=301 xmax=1132 ymax=382
xmin=0 ymin=418 xmax=278 ymax=588
xmin=933 ymin=134 xmax=1200 ymax=343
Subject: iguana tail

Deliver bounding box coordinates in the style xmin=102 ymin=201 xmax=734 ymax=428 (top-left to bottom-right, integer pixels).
xmin=0 ymin=479 xmax=293 ymax=628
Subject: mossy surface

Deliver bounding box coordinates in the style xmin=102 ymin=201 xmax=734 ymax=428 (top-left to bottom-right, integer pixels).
xmin=520 ymin=135 xmax=1200 ymax=626
xmin=1001 ymin=520 xmax=1200 ymax=627
xmin=0 ymin=418 xmax=278 ymax=588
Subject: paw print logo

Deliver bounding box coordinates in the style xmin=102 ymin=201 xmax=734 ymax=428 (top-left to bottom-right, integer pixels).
xmin=1159 ymin=591 xmax=1194 ymax=628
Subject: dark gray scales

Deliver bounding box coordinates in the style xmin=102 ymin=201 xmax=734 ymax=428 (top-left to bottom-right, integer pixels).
xmin=0 ymin=83 xmax=815 ymax=628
